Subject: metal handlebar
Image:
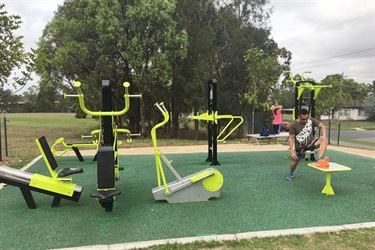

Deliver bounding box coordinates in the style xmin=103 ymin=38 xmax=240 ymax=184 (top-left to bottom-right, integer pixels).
xmin=283 ymin=71 xmax=312 ymax=84
xmin=301 ymin=71 xmax=311 ymax=81
xmin=64 ymin=81 xmax=141 ymax=117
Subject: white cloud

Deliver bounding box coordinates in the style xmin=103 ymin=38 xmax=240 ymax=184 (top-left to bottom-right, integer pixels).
xmin=2 ymin=0 xmax=374 ymax=94
xmin=2 ymin=0 xmax=64 ymax=92
xmin=270 ymin=0 xmax=375 ymax=84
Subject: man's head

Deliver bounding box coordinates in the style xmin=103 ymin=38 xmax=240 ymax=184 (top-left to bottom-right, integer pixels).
xmin=298 ymin=109 xmax=309 ymax=123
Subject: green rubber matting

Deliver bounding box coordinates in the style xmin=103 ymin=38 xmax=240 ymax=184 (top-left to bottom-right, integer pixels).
xmin=0 ymin=150 xmax=374 ymax=249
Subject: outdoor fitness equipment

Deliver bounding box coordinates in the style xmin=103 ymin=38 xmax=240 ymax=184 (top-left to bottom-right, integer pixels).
xmin=65 ymin=80 xmax=141 ymax=211
xmin=151 ymin=102 xmax=223 ymax=203
xmin=283 ymin=71 xmax=331 ymax=120
xmin=0 ymin=136 xmax=84 ymax=209
xmin=189 ymin=79 xmax=243 ymax=166
xmin=283 ymin=71 xmax=331 ymax=161
xmin=51 ymin=127 xmax=136 ymax=162
xmin=307 ymin=162 xmax=351 ymax=195
xmin=0 ymin=165 xmax=83 ymax=208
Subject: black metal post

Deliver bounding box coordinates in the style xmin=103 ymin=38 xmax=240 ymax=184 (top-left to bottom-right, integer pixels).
xmin=328 ymin=119 xmax=331 ymax=145
xmin=337 ymin=120 xmax=341 ymax=145
xmin=206 ymin=80 xmax=213 ymax=163
xmin=4 ymin=117 xmax=8 ymax=157
xmin=205 ymin=79 xmax=219 ymax=166
xmin=294 ymin=83 xmax=299 ymax=120
xmin=211 ymin=79 xmax=219 ymax=166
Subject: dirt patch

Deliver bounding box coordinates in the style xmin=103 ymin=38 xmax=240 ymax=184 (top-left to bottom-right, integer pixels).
xmin=65 ymin=143 xmax=375 ymax=159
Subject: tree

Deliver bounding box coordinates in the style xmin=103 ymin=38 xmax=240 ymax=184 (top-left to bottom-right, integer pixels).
xmin=243 ymin=47 xmax=282 ymax=133
xmin=362 ymin=81 xmax=375 ymax=121
xmin=0 ymin=4 xmax=33 ymax=88
xmin=316 ymin=74 xmax=370 ymax=117
xmin=363 ymin=95 xmax=375 ymax=121
xmin=34 ymin=0 xmax=187 ymax=136
xmin=34 ymin=0 xmax=290 ymax=137
xmin=171 ymin=0 xmax=217 ymax=137
xmin=208 ymin=0 xmax=291 ymax=136
xmin=341 ymin=78 xmax=369 ymax=101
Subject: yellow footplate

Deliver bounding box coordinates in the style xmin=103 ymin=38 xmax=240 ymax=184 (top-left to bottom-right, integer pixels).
xmin=203 ymin=170 xmax=223 ymax=192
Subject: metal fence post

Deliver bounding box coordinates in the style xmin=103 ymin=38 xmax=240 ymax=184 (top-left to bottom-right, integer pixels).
xmin=4 ymin=117 xmax=8 ymax=157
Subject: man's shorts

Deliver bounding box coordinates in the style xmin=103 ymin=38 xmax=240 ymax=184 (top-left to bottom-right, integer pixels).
xmin=294 ymin=139 xmax=318 ymax=161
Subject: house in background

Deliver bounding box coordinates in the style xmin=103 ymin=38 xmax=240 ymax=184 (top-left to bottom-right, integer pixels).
xmin=321 ymin=100 xmax=368 ymax=121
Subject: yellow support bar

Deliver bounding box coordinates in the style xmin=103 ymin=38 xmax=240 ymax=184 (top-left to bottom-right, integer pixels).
xmin=217 ymin=115 xmax=244 ymax=142
xmin=190 ymin=112 xmax=244 ymax=142
xmin=151 ymin=102 xmax=171 ymax=194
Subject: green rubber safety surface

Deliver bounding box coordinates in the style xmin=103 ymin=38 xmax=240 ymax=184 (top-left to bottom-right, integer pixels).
xmin=0 ymin=150 xmax=374 ymax=249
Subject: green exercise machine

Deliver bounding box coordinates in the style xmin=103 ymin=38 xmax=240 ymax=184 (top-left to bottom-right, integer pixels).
xmin=284 ymin=71 xmax=331 ymax=161
xmin=0 ymin=136 xmax=83 ymax=208
xmin=151 ymin=102 xmax=224 ymax=203
xmin=51 ymin=127 xmax=137 ymax=162
xmin=283 ymin=71 xmax=331 ymax=120
xmin=65 ymin=80 xmax=141 ymax=211
xmin=189 ymin=79 xmax=243 ymax=165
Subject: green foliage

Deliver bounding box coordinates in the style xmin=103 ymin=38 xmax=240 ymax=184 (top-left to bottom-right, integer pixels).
xmin=34 ymin=0 xmax=187 ymax=134
xmin=0 ymin=4 xmax=33 ymax=88
xmin=316 ymin=74 xmax=371 ymax=116
xmin=74 ymin=105 xmax=88 ymax=119
xmin=243 ymin=47 xmax=282 ymax=109
xmin=316 ymin=74 xmax=351 ymax=114
xmin=32 ymin=0 xmax=290 ymax=137
xmin=363 ymin=95 xmax=375 ymax=121
xmin=342 ymin=78 xmax=369 ymax=100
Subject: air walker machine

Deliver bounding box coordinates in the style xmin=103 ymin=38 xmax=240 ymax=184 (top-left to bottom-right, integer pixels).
xmin=151 ymin=102 xmax=224 ymax=203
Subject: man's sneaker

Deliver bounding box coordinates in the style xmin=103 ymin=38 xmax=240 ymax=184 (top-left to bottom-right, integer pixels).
xmin=285 ymin=173 xmax=294 ymax=180
xmin=314 ymin=156 xmax=330 ymax=168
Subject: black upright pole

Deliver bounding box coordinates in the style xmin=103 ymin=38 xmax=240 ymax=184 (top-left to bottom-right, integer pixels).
xmin=294 ymin=82 xmax=299 ymax=120
xmin=4 ymin=117 xmax=8 ymax=157
xmin=102 ymin=80 xmax=113 ymax=146
xmin=210 ymin=79 xmax=219 ymax=166
xmin=310 ymin=81 xmax=316 ymax=161
xmin=206 ymin=80 xmax=213 ymax=163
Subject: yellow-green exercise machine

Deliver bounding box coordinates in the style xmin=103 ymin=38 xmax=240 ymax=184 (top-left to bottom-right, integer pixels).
xmin=284 ymin=71 xmax=331 ymax=160
xmin=189 ymin=79 xmax=243 ymax=165
xmin=0 ymin=136 xmax=83 ymax=208
xmin=51 ymin=127 xmax=137 ymax=162
xmin=151 ymin=102 xmax=224 ymax=203
xmin=64 ymin=80 xmax=141 ymax=211
xmin=307 ymin=162 xmax=351 ymax=195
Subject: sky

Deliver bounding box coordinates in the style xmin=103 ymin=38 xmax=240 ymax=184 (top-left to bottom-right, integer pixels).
xmin=2 ymin=0 xmax=375 ymax=94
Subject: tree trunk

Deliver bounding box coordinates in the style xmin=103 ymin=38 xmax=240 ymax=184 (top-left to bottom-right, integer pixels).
xmin=252 ymin=106 xmax=255 ymax=134
xmin=140 ymin=98 xmax=146 ymax=138
xmin=171 ymin=104 xmax=179 ymax=138
xmin=194 ymin=111 xmax=199 ymax=140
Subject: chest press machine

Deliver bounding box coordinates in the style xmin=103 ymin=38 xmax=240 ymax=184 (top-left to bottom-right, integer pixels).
xmin=65 ymin=80 xmax=141 ymax=211
xmin=151 ymin=102 xmax=224 ymax=203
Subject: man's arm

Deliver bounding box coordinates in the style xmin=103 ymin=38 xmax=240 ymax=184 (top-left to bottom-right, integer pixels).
xmin=318 ymin=122 xmax=327 ymax=137
xmin=289 ymin=134 xmax=297 ymax=160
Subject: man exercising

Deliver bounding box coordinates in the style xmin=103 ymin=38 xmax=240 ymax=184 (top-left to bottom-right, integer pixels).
xmin=286 ymin=108 xmax=329 ymax=180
